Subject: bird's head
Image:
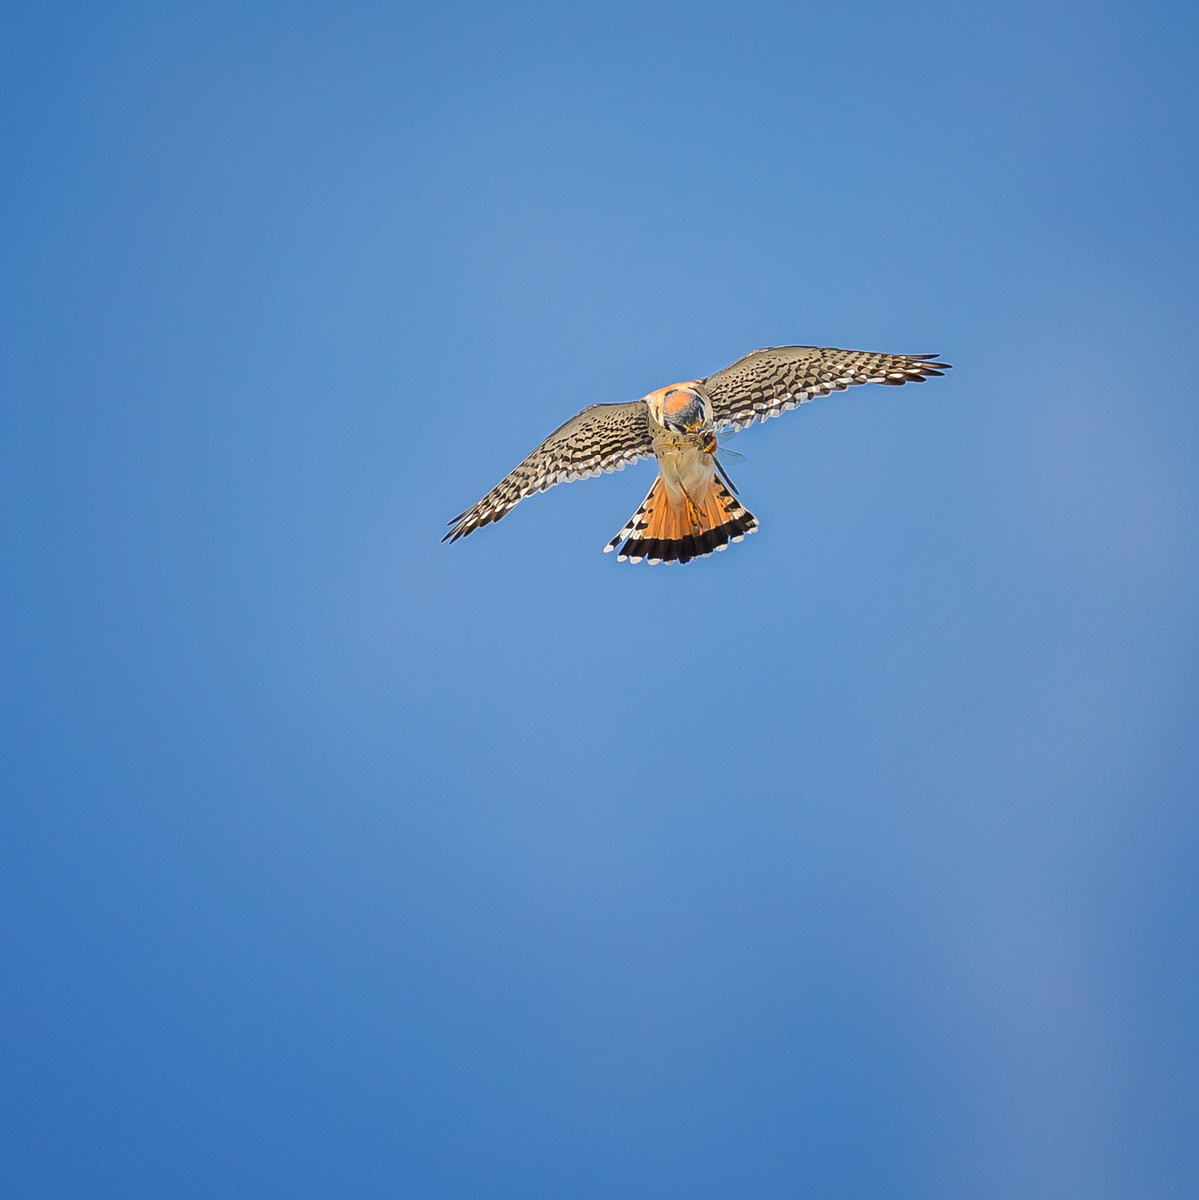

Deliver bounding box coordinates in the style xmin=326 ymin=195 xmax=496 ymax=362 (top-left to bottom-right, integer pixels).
xmin=647 ymin=383 xmax=710 ymax=433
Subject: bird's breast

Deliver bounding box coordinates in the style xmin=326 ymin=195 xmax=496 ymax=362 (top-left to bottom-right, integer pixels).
xmin=652 ymin=437 xmax=717 ymax=507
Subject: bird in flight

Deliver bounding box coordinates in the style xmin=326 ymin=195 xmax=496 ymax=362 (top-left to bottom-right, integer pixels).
xmin=444 ymin=345 xmax=951 ymax=563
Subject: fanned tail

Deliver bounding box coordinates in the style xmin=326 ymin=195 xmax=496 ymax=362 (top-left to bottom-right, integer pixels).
xmin=603 ymin=476 xmax=757 ymax=564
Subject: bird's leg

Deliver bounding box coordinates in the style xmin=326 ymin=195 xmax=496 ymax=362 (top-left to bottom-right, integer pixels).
xmin=679 ymin=486 xmax=705 ymax=534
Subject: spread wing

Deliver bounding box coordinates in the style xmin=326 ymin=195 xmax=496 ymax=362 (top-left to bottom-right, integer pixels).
xmin=444 ymin=401 xmax=653 ymax=542
xmin=704 ymin=346 xmax=951 ymax=432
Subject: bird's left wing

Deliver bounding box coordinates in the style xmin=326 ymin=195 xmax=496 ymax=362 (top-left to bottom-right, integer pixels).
xmin=704 ymin=345 xmax=951 ymax=432
xmin=444 ymin=400 xmax=653 ymax=542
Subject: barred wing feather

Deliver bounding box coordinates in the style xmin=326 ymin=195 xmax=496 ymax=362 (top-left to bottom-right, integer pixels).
xmin=704 ymin=346 xmax=951 ymax=432
xmin=444 ymin=400 xmax=653 ymax=542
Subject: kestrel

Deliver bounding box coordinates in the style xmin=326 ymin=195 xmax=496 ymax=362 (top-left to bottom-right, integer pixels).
xmin=444 ymin=345 xmax=951 ymax=563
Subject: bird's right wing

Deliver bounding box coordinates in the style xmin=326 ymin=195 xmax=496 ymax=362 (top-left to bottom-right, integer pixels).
xmin=444 ymin=401 xmax=654 ymax=542
xmin=704 ymin=345 xmax=951 ymax=431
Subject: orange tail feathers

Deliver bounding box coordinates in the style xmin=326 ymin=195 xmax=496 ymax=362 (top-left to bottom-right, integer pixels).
xmin=604 ymin=476 xmax=757 ymax=564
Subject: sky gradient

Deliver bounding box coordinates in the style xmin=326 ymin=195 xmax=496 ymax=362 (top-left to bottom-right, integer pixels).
xmin=2 ymin=2 xmax=1198 ymax=1197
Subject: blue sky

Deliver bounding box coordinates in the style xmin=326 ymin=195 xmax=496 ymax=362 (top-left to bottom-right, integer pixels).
xmin=2 ymin=2 xmax=1197 ymax=1197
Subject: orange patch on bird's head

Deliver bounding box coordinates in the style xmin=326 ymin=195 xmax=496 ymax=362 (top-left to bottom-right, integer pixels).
xmin=647 ymin=382 xmax=709 ymax=432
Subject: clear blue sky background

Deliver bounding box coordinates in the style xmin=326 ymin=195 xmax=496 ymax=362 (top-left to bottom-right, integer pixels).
xmin=2 ymin=2 xmax=1197 ymax=1197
